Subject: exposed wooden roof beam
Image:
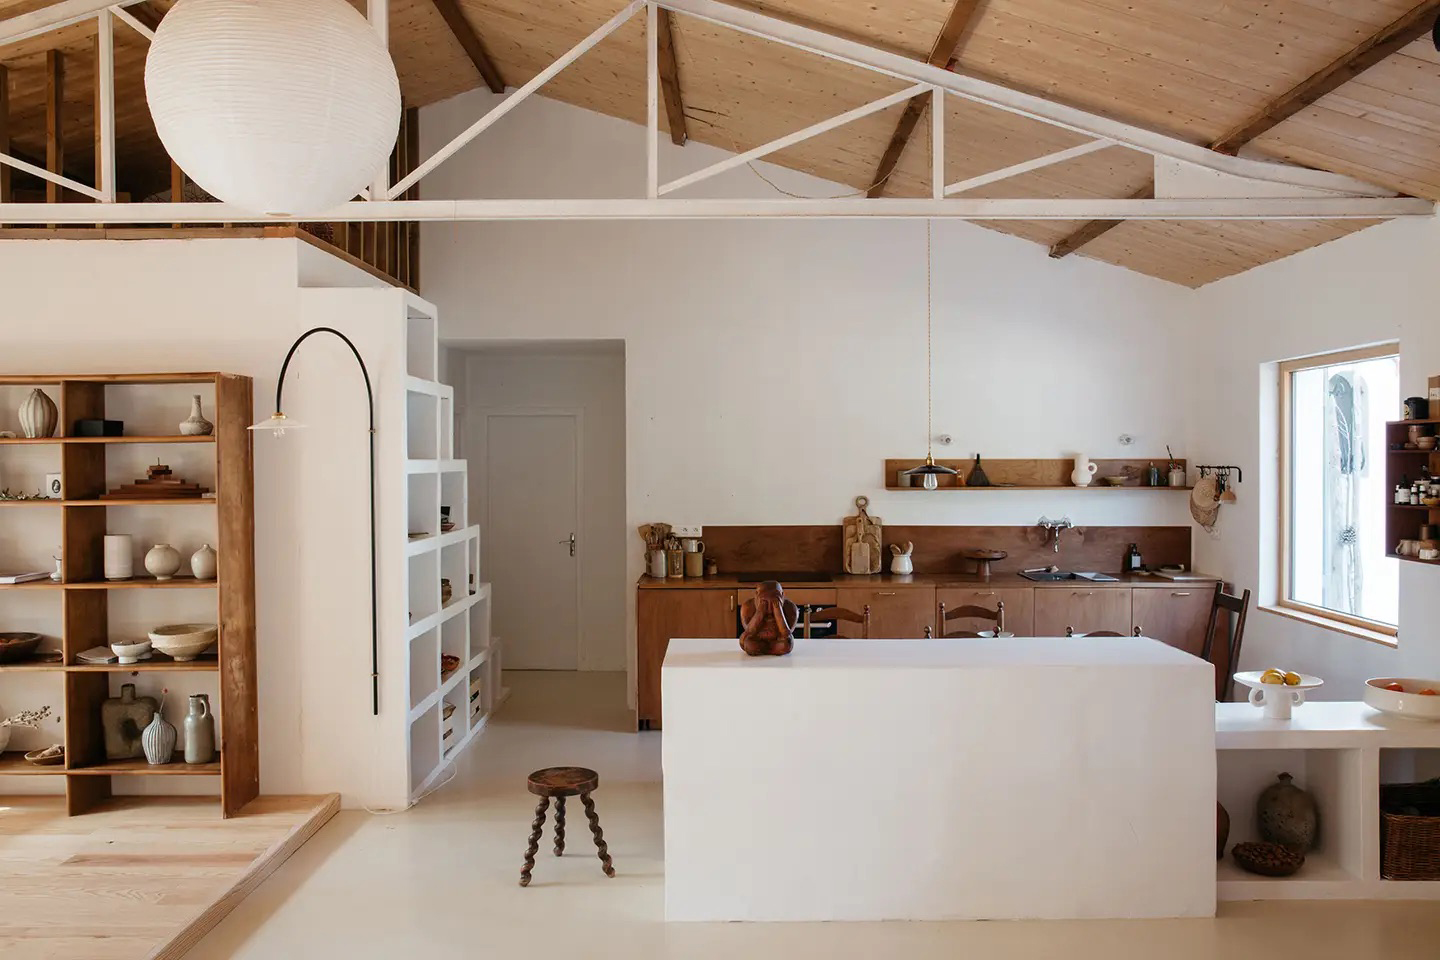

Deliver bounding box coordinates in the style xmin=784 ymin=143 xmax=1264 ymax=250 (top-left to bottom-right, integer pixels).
xmin=428 ymin=0 xmax=505 ymax=95
xmin=656 ymin=7 xmax=687 ymax=146
xmin=867 ymin=0 xmax=985 ymax=199
xmin=44 ymin=49 xmax=62 ymax=205
xmin=1049 ymin=0 xmax=1440 ymax=259
xmin=1211 ymin=2 xmax=1440 ymax=154
xmin=123 ymin=2 xmax=165 ymax=33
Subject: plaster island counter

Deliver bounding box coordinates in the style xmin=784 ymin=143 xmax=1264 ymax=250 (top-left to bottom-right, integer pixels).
xmin=662 ymin=636 xmax=1215 ymax=922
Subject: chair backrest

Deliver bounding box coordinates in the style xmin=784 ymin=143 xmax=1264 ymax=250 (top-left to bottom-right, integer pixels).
xmin=1201 ymin=581 xmax=1251 ymax=701
xmin=803 ymin=604 xmax=870 ymax=639
xmin=1065 ymin=627 xmax=1141 ymax=638
xmin=938 ymin=600 xmax=1006 ymax=639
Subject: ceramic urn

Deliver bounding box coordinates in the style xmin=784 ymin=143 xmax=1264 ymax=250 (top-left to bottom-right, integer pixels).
xmin=191 ymin=543 xmax=217 ymax=581
xmin=18 ymin=388 xmax=58 ymax=439
xmin=144 ymin=543 xmax=182 ymax=580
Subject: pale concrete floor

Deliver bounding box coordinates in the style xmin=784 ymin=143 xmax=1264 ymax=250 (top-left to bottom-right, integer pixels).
xmin=191 ymin=671 xmax=1440 ymax=959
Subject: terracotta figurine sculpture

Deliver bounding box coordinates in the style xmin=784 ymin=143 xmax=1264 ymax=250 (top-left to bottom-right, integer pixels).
xmin=738 ymin=580 xmax=798 ymax=657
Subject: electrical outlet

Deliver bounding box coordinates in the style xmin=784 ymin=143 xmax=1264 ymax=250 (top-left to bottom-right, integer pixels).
xmin=672 ymin=525 xmax=703 ymax=538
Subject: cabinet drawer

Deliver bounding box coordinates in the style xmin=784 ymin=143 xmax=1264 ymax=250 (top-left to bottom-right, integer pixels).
xmin=834 ymin=587 xmax=936 ymax=639
xmin=1033 ymin=588 xmax=1132 ymax=637
xmin=936 ymin=587 xmax=1035 ymax=637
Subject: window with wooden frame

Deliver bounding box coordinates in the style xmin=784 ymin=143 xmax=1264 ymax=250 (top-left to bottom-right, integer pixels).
xmin=1277 ymin=344 xmax=1400 ymax=640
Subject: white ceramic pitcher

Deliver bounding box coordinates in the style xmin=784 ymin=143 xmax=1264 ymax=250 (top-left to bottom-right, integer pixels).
xmin=1071 ymin=456 xmax=1098 ymax=487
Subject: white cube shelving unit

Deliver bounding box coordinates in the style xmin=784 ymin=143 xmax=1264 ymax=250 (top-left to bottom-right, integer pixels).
xmin=402 ymin=310 xmax=501 ymax=800
xmin=1216 ymin=701 xmax=1440 ymax=901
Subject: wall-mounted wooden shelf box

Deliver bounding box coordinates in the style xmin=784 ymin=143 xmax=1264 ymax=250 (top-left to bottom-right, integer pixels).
xmin=0 ymin=373 xmax=256 ymax=817
xmin=1384 ymin=419 xmax=1439 ymax=567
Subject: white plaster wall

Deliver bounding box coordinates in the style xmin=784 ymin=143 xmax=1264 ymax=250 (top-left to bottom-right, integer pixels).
xmin=419 ymin=92 xmax=1198 ymax=704
xmin=459 ymin=345 xmax=628 ymax=672
xmin=0 ymin=238 xmax=402 ymax=805
xmin=1189 ymin=214 xmax=1440 ymax=692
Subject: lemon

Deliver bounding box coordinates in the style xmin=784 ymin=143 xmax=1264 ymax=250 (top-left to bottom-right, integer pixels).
xmin=1283 ymin=671 xmax=1302 ymax=686
xmin=1260 ymin=668 xmax=1285 ymax=685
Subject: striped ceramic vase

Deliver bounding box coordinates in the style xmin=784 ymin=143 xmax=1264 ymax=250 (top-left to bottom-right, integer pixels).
xmin=18 ymin=388 xmax=58 ymax=439
xmin=142 ymin=712 xmax=177 ymax=765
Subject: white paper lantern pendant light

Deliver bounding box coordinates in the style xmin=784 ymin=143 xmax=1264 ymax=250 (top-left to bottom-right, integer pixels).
xmin=145 ymin=0 xmax=402 ymax=217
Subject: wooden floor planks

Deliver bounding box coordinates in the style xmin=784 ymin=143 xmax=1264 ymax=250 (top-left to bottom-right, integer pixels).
xmin=0 ymin=793 xmax=339 ymax=960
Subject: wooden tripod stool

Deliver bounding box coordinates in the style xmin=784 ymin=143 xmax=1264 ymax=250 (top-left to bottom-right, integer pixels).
xmin=520 ymin=766 xmax=615 ymax=887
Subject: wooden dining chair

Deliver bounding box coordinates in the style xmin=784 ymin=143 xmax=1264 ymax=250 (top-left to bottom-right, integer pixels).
xmin=803 ymin=604 xmax=870 ymax=639
xmin=1200 ymin=582 xmax=1251 ymax=701
xmin=937 ymin=600 xmax=1006 ymax=638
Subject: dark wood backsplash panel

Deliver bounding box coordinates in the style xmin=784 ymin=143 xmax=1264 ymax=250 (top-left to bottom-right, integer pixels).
xmin=703 ymin=525 xmax=1192 ymax=575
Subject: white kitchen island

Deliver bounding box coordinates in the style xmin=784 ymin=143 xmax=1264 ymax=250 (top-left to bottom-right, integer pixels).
xmin=662 ymin=636 xmax=1215 ymax=922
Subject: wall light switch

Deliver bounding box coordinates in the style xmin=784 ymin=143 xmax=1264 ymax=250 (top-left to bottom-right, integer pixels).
xmin=673 ymin=525 xmax=703 ymax=538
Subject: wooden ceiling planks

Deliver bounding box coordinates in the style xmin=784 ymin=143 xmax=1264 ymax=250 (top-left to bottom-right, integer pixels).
xmin=0 ymin=0 xmax=1434 ymax=285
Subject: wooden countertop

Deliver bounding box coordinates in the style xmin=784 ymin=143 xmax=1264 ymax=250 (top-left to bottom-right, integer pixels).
xmin=638 ymin=571 xmax=1219 ymax=590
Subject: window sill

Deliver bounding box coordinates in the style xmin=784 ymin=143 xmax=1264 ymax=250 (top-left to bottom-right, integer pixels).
xmin=1259 ymin=603 xmax=1398 ymax=648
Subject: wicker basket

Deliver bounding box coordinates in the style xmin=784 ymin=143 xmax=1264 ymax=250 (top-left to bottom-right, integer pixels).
xmin=1380 ymin=779 xmax=1440 ymax=881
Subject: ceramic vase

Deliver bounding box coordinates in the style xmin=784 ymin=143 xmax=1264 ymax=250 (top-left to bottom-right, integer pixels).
xmin=18 ymin=388 xmax=58 ymax=439
xmin=104 ymin=534 xmax=134 ymax=581
xmin=184 ymin=694 xmax=216 ymax=764
xmin=191 ymin=544 xmax=217 ymax=581
xmin=144 ymin=543 xmax=182 ymax=580
xmin=101 ymin=683 xmax=157 ymax=760
xmin=179 ymin=395 xmax=214 ymax=436
xmin=1071 ymin=456 xmax=1098 ymax=487
xmin=142 ymin=711 xmax=177 ymax=765
xmin=1257 ymin=772 xmax=1318 ymax=851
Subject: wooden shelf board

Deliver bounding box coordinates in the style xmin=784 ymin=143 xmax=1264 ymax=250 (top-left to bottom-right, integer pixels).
xmin=1388 ymin=504 xmax=1438 ymax=512
xmin=68 ymin=653 xmax=218 ymax=672
xmin=0 ymin=373 xmax=221 ymax=386
xmin=1389 ymin=419 xmax=1440 ymax=426
xmin=0 ymin=579 xmax=62 ymax=590
xmin=0 ymin=498 xmax=216 ymax=507
xmin=0 ymin=751 xmax=65 ymax=775
xmin=64 ymin=576 xmax=217 ymax=589
xmin=0 ymin=436 xmax=215 ymax=445
xmin=1389 ymin=553 xmax=1440 ymax=566
xmin=0 ymin=652 xmax=64 ymax=671
xmin=1387 ymin=448 xmax=1436 ymax=454
xmin=68 ymin=753 xmax=221 ymax=775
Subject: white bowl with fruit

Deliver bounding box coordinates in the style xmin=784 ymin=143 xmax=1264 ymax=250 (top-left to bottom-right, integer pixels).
xmin=1233 ymin=668 xmax=1323 ymax=719
xmin=1363 ymin=678 xmax=1440 ymax=722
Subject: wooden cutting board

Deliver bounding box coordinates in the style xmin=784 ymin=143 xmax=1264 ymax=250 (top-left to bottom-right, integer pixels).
xmin=842 ymin=495 xmax=882 ymax=575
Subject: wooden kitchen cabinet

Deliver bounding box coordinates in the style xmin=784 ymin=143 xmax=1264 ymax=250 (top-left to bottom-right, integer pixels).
xmin=935 ymin=587 xmax=1035 ymax=637
xmin=1034 ymin=587 xmax=1133 ymax=637
xmin=834 ymin=586 xmax=936 ymax=638
xmin=637 ymin=588 xmax=737 ymax=730
xmin=1131 ymin=587 xmax=1215 ymax=656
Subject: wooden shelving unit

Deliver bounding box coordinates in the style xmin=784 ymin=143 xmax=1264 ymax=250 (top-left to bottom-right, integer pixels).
xmin=1384 ymin=417 xmax=1439 ymax=567
xmin=0 ymin=373 xmax=256 ymax=817
xmin=883 ymin=457 xmax=1191 ymax=491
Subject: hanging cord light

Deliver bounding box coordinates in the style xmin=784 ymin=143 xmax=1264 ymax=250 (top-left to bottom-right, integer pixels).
xmin=904 ymin=218 xmax=957 ymax=490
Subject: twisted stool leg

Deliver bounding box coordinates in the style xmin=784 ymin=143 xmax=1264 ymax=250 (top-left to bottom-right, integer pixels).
xmin=581 ymin=791 xmax=615 ymax=878
xmin=553 ymin=796 xmax=566 ymax=856
xmin=519 ymin=796 xmax=550 ymax=887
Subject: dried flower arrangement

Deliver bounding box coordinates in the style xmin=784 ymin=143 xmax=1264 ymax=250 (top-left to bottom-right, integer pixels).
xmin=1 ymin=706 xmax=52 ymax=728
xmin=0 ymin=488 xmax=50 ymax=501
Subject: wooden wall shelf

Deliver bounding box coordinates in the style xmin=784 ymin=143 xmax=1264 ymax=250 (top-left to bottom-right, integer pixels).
xmin=884 ymin=457 xmax=1190 ymax=491
xmin=0 ymin=372 xmax=257 ymax=817
xmin=1385 ymin=416 xmax=1439 ymax=568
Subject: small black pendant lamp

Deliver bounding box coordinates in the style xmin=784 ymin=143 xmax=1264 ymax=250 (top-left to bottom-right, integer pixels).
xmin=903 ymin=220 xmax=957 ymax=490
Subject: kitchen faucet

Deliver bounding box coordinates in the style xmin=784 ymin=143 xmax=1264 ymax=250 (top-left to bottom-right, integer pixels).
xmin=1038 ymin=516 xmax=1074 ymax=553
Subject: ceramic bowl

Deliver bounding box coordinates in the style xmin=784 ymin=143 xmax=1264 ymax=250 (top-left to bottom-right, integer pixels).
xmin=1417 ymin=436 xmax=1438 ymax=451
xmin=110 ymin=638 xmax=151 ymax=664
xmin=24 ymin=745 xmax=64 ymax=766
xmin=976 ymin=630 xmax=1016 ymax=638
xmin=1364 ymin=678 xmax=1440 ymax=721
xmin=1100 ymin=476 xmax=1127 ymax=486
xmin=0 ymin=631 xmax=43 ymax=664
xmin=1233 ymin=671 xmax=1323 ymax=720
xmin=148 ymin=623 xmax=218 ymax=661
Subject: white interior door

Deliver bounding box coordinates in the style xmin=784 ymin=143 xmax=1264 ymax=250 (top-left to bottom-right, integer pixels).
xmin=486 ymin=413 xmax=580 ymax=670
